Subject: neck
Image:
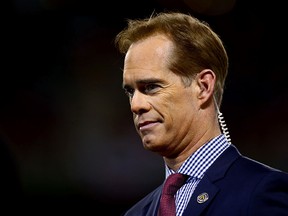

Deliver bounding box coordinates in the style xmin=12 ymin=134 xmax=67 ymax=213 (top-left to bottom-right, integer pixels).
xmin=163 ymin=126 xmax=221 ymax=172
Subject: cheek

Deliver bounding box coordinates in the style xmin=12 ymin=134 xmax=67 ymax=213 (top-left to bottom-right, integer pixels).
xmin=154 ymin=96 xmax=184 ymax=121
xmin=164 ymin=88 xmax=194 ymax=107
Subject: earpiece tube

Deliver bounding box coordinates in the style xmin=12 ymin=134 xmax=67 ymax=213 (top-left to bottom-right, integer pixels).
xmin=214 ymin=96 xmax=231 ymax=144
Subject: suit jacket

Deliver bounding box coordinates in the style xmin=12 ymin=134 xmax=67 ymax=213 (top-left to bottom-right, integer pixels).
xmin=123 ymin=145 xmax=288 ymax=216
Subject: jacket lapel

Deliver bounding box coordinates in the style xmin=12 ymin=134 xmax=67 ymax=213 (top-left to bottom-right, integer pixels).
xmin=146 ymin=186 xmax=162 ymax=216
xmin=183 ymin=177 xmax=219 ymax=216
xmin=182 ymin=145 xmax=241 ymax=216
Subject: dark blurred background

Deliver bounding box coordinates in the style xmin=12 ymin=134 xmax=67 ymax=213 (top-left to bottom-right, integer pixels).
xmin=2 ymin=0 xmax=288 ymax=214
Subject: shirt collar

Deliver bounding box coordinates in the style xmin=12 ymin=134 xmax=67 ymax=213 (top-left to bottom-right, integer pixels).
xmin=165 ymin=134 xmax=230 ymax=179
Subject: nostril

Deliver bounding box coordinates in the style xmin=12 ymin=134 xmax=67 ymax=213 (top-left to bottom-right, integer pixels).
xmin=131 ymin=106 xmax=147 ymax=115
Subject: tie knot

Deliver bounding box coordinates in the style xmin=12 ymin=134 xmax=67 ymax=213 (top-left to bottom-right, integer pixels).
xmin=162 ymin=173 xmax=188 ymax=196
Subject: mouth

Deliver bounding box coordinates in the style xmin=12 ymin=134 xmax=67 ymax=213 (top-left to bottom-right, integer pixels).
xmin=138 ymin=121 xmax=159 ymax=131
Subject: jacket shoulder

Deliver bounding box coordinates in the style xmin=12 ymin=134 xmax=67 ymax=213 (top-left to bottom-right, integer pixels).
xmin=122 ymin=185 xmax=162 ymax=216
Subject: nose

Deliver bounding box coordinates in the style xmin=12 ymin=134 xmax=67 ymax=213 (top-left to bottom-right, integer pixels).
xmin=130 ymin=90 xmax=150 ymax=115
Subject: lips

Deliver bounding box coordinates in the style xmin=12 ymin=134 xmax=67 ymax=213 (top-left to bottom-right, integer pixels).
xmin=138 ymin=121 xmax=157 ymax=130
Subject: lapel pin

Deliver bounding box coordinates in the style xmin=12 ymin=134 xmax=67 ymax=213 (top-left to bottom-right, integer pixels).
xmin=197 ymin=192 xmax=209 ymax=204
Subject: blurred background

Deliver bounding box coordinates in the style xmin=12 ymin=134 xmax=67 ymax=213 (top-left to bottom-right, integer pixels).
xmin=3 ymin=0 xmax=288 ymax=214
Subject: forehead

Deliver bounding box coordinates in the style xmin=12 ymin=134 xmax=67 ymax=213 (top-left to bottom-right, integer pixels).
xmin=123 ymin=35 xmax=174 ymax=81
xmin=125 ymin=35 xmax=173 ymax=69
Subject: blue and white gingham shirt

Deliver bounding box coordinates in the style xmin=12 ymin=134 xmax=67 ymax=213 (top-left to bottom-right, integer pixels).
xmin=164 ymin=134 xmax=230 ymax=216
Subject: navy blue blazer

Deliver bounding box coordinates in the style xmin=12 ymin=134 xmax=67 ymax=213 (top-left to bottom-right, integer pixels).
xmin=123 ymin=145 xmax=288 ymax=216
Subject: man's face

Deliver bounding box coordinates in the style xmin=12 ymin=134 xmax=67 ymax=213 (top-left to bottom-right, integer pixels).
xmin=122 ymin=34 xmax=199 ymax=158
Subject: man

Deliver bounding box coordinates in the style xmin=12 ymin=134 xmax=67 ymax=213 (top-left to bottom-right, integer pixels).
xmin=115 ymin=11 xmax=288 ymax=216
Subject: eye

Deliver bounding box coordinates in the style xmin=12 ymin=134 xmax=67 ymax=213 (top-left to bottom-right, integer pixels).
xmin=144 ymin=83 xmax=160 ymax=93
xmin=124 ymin=87 xmax=134 ymax=98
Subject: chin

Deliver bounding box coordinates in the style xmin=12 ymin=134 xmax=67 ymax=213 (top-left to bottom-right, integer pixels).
xmin=142 ymin=140 xmax=162 ymax=152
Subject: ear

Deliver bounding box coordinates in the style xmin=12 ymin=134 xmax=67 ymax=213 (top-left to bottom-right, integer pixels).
xmin=195 ymin=69 xmax=216 ymax=107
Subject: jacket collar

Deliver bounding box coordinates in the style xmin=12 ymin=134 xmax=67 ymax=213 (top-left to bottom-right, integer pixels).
xmin=182 ymin=145 xmax=241 ymax=216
